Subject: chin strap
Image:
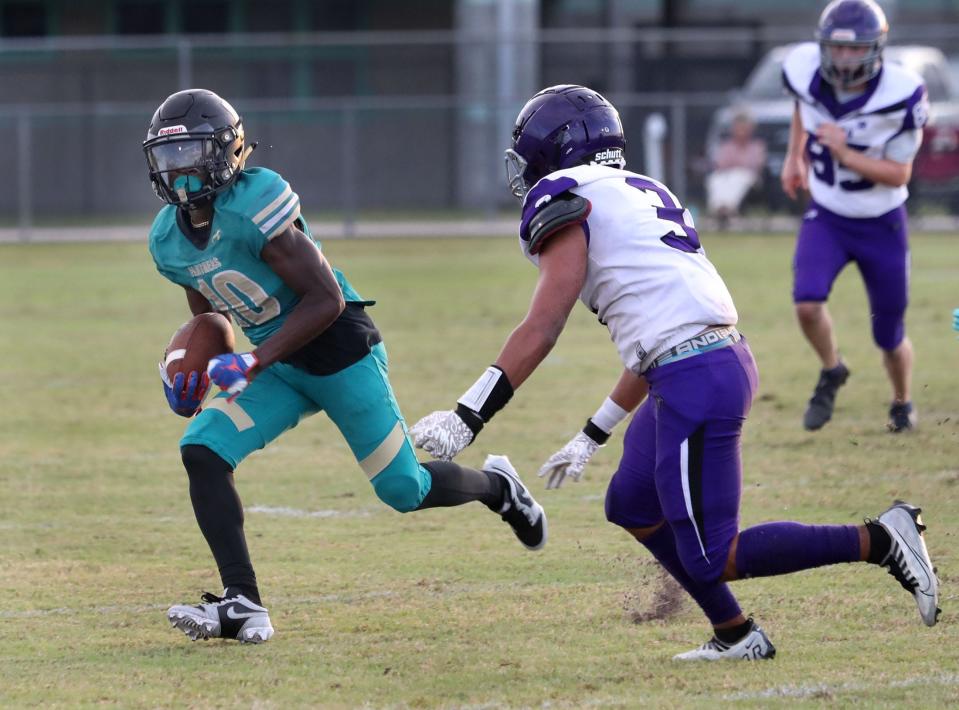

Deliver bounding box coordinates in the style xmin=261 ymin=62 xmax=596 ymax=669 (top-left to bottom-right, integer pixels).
xmin=239 ymin=142 xmax=257 ymax=166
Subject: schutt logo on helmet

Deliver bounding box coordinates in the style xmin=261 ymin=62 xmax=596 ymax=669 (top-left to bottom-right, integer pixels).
xmin=591 ymin=148 xmax=625 ymax=167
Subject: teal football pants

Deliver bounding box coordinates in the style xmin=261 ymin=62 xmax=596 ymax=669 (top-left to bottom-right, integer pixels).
xmin=180 ymin=343 xmax=432 ymax=512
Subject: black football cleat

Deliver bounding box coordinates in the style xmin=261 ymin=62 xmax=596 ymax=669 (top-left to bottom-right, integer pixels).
xmin=887 ymin=401 xmax=917 ymax=433
xmin=483 ymin=454 xmax=547 ymax=550
xmin=803 ymin=361 xmax=850 ymax=431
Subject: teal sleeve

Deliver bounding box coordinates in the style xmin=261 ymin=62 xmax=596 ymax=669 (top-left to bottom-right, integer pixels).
xmin=239 ymin=169 xmax=302 ymax=255
xmin=148 ymin=235 xmax=189 ymax=287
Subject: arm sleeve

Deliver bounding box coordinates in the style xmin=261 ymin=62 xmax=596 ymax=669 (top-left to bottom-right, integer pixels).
xmin=155 ymin=263 xmax=190 ymax=287
xmin=148 ymin=236 xmax=191 ymax=287
xmin=901 ymin=85 xmax=930 ymax=132
xmin=884 ymin=128 xmax=923 ymax=164
xmin=245 ymin=172 xmax=302 ymax=254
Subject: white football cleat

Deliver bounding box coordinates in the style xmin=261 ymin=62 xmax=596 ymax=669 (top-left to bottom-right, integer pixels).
xmin=167 ymin=591 xmax=274 ymax=643
xmin=483 ymin=454 xmax=547 ymax=550
xmin=673 ymin=619 xmax=776 ymax=661
xmin=875 ymin=501 xmax=941 ymax=626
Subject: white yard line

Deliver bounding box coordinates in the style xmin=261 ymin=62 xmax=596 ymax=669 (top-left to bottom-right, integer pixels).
xmin=246 ymin=504 xmax=377 ymax=518
xmin=0 ymin=505 xmax=378 ymax=531
xmin=0 ymin=603 xmax=169 ymax=619
xmin=0 ymin=580 xmax=595 ymax=619
xmin=0 ymin=591 xmax=397 ymax=619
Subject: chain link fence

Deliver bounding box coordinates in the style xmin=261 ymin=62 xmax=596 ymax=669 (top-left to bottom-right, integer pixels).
xmin=2 ymin=25 xmax=958 ymax=239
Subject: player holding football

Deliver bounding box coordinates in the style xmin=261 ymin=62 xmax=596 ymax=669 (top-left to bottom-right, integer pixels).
xmin=144 ymin=89 xmax=546 ymax=643
xmin=780 ymin=0 xmax=926 ymax=432
xmin=411 ymin=84 xmax=939 ymax=660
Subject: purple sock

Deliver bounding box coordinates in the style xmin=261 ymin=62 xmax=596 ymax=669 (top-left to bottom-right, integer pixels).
xmin=735 ymin=522 xmax=861 ymax=578
xmin=641 ymin=524 xmax=742 ymax=626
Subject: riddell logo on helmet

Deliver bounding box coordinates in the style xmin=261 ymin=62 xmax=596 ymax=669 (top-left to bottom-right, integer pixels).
xmin=158 ymin=125 xmax=188 ymax=136
xmin=591 ymin=148 xmax=624 ymax=166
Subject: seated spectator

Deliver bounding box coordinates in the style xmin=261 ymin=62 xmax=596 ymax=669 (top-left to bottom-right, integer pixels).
xmin=705 ymin=110 xmax=767 ymax=228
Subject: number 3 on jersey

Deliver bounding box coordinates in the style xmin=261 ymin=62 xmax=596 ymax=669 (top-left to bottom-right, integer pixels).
xmin=626 ymin=176 xmax=702 ymax=253
xmin=196 ymin=270 xmax=281 ymax=327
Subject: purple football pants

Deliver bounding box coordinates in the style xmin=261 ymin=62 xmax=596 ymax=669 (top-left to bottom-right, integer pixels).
xmin=792 ymin=201 xmax=909 ymax=351
xmin=606 ymin=341 xmax=758 ymax=587
xmin=606 ymin=340 xmax=861 ymax=626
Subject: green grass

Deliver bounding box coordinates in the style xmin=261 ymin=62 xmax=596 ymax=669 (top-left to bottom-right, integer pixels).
xmin=1 ymin=234 xmax=957 ymax=708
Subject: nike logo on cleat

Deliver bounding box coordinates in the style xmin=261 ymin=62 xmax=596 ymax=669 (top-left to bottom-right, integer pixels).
xmin=897 ymin=535 xmax=935 ymax=593
xmin=226 ymin=606 xmax=262 ymax=620
xmin=515 ymin=488 xmax=533 ymax=508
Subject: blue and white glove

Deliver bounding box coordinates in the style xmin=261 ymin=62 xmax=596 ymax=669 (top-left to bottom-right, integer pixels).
xmin=207 ymin=352 xmax=259 ymax=401
xmin=953 ymin=308 xmax=959 ymax=334
xmin=159 ymin=362 xmax=209 ymax=417
xmin=537 ymin=431 xmax=602 ymax=489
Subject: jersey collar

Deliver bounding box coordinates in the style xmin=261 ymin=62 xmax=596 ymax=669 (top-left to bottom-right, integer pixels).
xmin=175 ymin=206 xmax=215 ymax=251
xmin=809 ymin=66 xmax=883 ymax=119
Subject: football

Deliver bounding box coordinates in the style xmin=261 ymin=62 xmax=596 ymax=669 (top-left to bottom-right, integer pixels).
xmin=164 ymin=312 xmax=235 ymax=383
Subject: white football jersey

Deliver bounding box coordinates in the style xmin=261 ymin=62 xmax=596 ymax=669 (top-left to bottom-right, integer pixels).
xmin=518 ymin=165 xmax=738 ymax=374
xmin=783 ymin=42 xmax=928 ymax=218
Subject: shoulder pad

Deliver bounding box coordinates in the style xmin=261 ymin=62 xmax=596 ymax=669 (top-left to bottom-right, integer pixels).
xmin=525 ymin=192 xmax=591 ymax=255
xmin=903 ymin=84 xmax=929 ymax=130
xmin=782 ymin=43 xmax=819 ymax=103
xmin=865 ymin=68 xmax=928 ymax=128
xmin=877 ymin=62 xmax=925 ymax=98
xmin=227 ymin=168 xmax=301 ymax=241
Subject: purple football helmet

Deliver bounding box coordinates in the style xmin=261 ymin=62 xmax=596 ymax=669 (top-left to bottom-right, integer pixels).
xmin=816 ymin=0 xmax=888 ymax=90
xmin=505 ymin=84 xmax=626 ymax=199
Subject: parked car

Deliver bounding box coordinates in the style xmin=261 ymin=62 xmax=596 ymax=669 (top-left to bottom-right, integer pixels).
xmin=705 ymin=44 xmax=959 ymax=213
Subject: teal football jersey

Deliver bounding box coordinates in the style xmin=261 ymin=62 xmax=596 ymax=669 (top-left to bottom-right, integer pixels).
xmin=149 ymin=167 xmax=367 ymax=346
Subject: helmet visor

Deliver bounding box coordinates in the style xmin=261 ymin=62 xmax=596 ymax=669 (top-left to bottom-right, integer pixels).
xmin=146 ymin=137 xmax=216 ymax=202
xmin=146 ymin=137 xmax=215 ymax=175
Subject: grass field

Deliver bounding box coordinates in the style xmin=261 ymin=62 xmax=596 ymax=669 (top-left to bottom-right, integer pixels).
xmin=1 ymin=233 xmax=957 ymax=708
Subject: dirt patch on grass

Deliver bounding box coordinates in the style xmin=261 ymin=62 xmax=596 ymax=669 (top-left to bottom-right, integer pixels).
xmin=622 ymin=560 xmax=685 ymax=623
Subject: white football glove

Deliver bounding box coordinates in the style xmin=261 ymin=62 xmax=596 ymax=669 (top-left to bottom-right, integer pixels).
xmin=409 ymin=410 xmax=475 ymax=461
xmin=537 ymin=431 xmax=601 ymax=489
